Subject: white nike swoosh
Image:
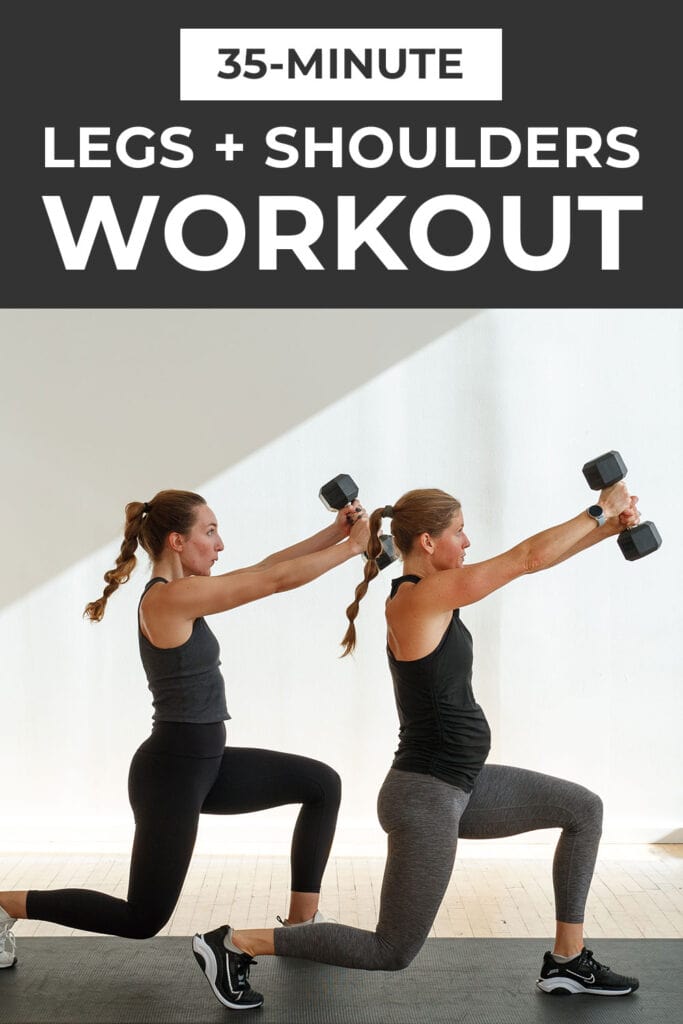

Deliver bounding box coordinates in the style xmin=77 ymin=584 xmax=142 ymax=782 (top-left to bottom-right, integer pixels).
xmin=567 ymin=969 xmax=595 ymax=984
xmin=225 ymin=956 xmax=240 ymax=995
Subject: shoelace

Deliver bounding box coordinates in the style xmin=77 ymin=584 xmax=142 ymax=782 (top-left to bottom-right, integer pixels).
xmin=580 ymin=949 xmax=609 ymax=975
xmin=235 ymin=953 xmax=257 ymax=986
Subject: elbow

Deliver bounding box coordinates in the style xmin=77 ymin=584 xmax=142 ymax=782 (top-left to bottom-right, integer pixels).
xmin=271 ymin=564 xmax=295 ymax=595
xmin=521 ymin=541 xmax=548 ymax=574
xmin=523 ymin=554 xmax=544 ymax=574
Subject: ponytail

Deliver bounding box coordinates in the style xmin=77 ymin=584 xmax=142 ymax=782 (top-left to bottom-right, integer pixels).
xmin=340 ymin=506 xmax=387 ymax=657
xmin=83 ymin=501 xmax=147 ymax=621
xmin=340 ymin=487 xmax=461 ymax=656
xmin=83 ymin=489 xmax=206 ymax=622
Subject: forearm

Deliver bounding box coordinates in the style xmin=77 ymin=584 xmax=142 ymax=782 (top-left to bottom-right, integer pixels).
xmin=543 ymin=517 xmax=622 ymax=569
xmin=169 ymin=535 xmax=361 ymax=617
xmin=258 ymin=523 xmax=346 ymax=569
xmin=271 ymin=537 xmax=359 ymax=592
xmin=518 ymin=510 xmax=609 ymax=573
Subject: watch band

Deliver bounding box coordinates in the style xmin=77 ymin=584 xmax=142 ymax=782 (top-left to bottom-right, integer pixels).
xmin=587 ymin=504 xmax=606 ymax=527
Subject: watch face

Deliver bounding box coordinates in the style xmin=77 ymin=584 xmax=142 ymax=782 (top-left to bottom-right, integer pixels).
xmin=588 ymin=504 xmax=604 ymax=519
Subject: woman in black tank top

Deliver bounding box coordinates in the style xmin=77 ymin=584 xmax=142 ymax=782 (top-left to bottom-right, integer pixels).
xmin=216 ymin=485 xmax=642 ymax=1006
xmin=0 ymin=487 xmax=371 ymax=998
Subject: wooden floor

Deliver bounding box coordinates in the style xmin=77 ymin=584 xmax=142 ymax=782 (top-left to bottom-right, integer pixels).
xmin=3 ymin=845 xmax=682 ymax=940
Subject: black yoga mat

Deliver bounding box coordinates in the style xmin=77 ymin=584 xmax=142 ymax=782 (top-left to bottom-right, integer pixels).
xmin=0 ymin=937 xmax=676 ymax=1024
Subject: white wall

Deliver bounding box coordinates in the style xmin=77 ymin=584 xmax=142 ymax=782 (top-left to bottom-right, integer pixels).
xmin=0 ymin=308 xmax=473 ymax=608
xmin=2 ymin=308 xmax=681 ymax=854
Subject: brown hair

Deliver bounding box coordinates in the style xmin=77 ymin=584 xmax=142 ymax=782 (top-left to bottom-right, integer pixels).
xmin=340 ymin=488 xmax=461 ymax=656
xmin=84 ymin=489 xmax=206 ymax=622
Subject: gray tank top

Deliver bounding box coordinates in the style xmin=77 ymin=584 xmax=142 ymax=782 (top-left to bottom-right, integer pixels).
xmin=138 ymin=577 xmax=230 ymax=724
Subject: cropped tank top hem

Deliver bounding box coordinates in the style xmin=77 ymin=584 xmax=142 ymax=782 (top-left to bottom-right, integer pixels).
xmin=138 ymin=577 xmax=230 ymax=725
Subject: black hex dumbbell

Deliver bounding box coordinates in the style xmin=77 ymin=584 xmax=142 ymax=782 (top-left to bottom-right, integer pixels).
xmin=582 ymin=451 xmax=662 ymax=560
xmin=319 ymin=474 xmax=398 ymax=570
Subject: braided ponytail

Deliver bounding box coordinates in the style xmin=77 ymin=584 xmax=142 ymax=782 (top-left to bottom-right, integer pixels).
xmin=340 ymin=488 xmax=462 ymax=656
xmin=84 ymin=501 xmax=147 ymax=621
xmin=341 ymin=506 xmax=388 ymax=657
xmin=83 ymin=489 xmax=206 ymax=622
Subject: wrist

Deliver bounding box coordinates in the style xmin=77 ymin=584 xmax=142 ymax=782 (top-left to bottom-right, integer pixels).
xmin=586 ymin=504 xmax=606 ymax=527
xmin=346 ymin=537 xmax=363 ymax=557
xmin=323 ymin=521 xmax=347 ymax=544
xmin=603 ymin=517 xmax=622 ymax=536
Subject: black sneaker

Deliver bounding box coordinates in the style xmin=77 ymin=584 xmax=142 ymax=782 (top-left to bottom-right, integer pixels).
xmin=537 ymin=947 xmax=639 ymax=996
xmin=192 ymin=925 xmax=264 ymax=1010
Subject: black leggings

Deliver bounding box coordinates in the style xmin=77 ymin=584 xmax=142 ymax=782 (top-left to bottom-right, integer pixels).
xmin=26 ymin=722 xmax=341 ymax=939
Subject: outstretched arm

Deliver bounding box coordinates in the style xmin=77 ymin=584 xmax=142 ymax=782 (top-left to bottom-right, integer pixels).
xmin=415 ymin=481 xmax=632 ymax=613
xmin=160 ymin=513 xmax=370 ymax=619
xmin=256 ymin=503 xmax=361 ymax=569
xmin=221 ymin=503 xmax=361 ymax=578
xmin=543 ymin=495 xmax=640 ymax=569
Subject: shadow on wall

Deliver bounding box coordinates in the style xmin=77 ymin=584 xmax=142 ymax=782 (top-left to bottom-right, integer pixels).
xmin=0 ymin=309 xmax=480 ymax=608
xmin=656 ymin=830 xmax=683 ymax=844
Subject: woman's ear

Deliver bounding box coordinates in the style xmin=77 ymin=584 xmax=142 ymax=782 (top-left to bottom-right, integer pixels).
xmin=418 ymin=532 xmax=435 ymax=555
xmin=167 ymin=531 xmax=184 ymax=554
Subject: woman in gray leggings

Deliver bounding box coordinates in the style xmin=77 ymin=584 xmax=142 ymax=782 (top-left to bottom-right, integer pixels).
xmin=193 ymin=485 xmax=642 ymax=1007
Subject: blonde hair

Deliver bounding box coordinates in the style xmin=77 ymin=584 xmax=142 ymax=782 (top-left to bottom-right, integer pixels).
xmin=84 ymin=489 xmax=206 ymax=621
xmin=341 ymin=489 xmax=461 ymax=656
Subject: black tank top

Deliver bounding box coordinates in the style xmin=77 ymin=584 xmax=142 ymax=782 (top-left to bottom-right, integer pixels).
xmin=387 ymin=574 xmax=491 ymax=791
xmin=138 ymin=578 xmax=230 ymax=724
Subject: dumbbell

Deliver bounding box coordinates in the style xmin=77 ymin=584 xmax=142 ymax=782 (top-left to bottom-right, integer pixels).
xmin=582 ymin=451 xmax=662 ymax=560
xmin=319 ymin=473 xmax=398 ymax=570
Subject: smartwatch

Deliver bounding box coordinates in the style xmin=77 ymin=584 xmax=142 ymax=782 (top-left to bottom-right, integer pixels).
xmin=587 ymin=504 xmax=606 ymax=527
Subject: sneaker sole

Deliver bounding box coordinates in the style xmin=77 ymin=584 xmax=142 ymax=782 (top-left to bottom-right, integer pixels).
xmin=537 ymin=978 xmax=636 ymax=996
xmin=0 ymin=958 xmax=18 ymax=969
xmin=192 ymin=934 xmax=264 ymax=1011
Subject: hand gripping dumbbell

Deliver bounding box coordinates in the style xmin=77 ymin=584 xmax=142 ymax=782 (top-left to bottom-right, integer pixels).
xmin=582 ymin=451 xmax=662 ymax=560
xmin=319 ymin=473 xmax=398 ymax=570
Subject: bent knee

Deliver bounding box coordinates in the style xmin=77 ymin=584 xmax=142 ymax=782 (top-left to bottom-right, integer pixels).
xmin=569 ymin=786 xmax=603 ymax=834
xmin=129 ymin=923 xmax=161 ymax=940
xmin=125 ymin=909 xmax=172 ymax=940
xmin=314 ymin=763 xmax=342 ymax=805
xmin=375 ymin=942 xmax=418 ymax=972
xmin=378 ymin=946 xmax=417 ymax=970
xmin=580 ymin=787 xmax=603 ymax=824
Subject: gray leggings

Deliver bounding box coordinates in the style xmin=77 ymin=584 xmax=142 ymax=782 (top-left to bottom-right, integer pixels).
xmin=274 ymin=764 xmax=603 ymax=971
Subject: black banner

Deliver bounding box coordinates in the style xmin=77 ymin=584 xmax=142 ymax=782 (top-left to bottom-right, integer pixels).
xmin=2 ymin=1 xmax=679 ymax=307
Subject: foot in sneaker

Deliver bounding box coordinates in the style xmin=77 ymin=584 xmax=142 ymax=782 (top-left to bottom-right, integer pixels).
xmin=276 ymin=910 xmax=331 ymax=927
xmin=192 ymin=925 xmax=264 ymax=1010
xmin=536 ymin=947 xmax=639 ymax=995
xmin=0 ymin=913 xmax=17 ymax=969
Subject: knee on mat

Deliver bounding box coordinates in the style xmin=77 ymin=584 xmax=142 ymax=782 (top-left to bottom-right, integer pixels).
xmin=126 ymin=909 xmax=172 ymax=940
xmin=377 ymin=944 xmax=418 ymax=972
